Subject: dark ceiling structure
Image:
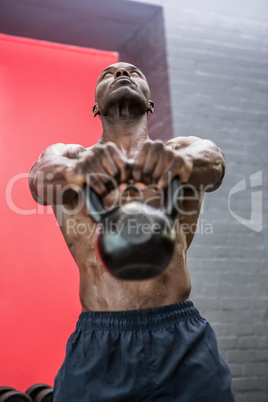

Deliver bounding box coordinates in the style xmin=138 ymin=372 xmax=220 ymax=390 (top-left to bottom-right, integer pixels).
xmin=0 ymin=0 xmax=173 ymax=140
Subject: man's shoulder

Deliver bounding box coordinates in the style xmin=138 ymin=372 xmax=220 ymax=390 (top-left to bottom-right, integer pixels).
xmin=40 ymin=143 xmax=87 ymax=159
xmin=165 ymin=136 xmax=201 ymax=149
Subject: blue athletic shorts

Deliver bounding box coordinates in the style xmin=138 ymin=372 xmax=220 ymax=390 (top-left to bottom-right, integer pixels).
xmin=54 ymin=301 xmax=235 ymax=401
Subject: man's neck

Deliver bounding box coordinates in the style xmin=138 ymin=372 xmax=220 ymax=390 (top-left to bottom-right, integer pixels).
xmin=98 ymin=114 xmax=150 ymax=158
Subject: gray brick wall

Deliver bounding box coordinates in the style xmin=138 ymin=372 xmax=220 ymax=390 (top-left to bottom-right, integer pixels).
xmin=126 ymin=1 xmax=268 ymax=400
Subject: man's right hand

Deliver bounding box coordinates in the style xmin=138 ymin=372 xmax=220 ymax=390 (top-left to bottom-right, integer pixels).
xmin=65 ymin=142 xmax=132 ymax=196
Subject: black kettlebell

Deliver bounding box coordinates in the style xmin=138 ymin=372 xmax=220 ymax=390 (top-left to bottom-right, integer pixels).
xmin=83 ymin=177 xmax=183 ymax=280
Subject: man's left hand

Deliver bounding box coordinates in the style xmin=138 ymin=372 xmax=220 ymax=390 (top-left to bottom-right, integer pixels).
xmin=131 ymin=141 xmax=193 ymax=188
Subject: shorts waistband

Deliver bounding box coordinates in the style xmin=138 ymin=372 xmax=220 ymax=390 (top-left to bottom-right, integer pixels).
xmin=76 ymin=301 xmax=199 ymax=330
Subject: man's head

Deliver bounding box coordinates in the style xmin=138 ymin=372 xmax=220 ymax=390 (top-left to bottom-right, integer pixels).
xmin=93 ymin=62 xmax=154 ymax=118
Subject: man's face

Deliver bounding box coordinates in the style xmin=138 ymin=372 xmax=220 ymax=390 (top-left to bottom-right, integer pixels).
xmin=94 ymin=62 xmax=152 ymax=116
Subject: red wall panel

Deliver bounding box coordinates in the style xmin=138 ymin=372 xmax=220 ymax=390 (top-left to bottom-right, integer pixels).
xmin=0 ymin=33 xmax=118 ymax=391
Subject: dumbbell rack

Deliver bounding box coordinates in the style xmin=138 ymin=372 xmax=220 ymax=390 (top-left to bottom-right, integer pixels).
xmin=0 ymin=384 xmax=53 ymax=402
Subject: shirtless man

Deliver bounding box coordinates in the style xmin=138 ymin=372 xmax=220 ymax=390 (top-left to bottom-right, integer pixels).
xmin=29 ymin=62 xmax=235 ymax=401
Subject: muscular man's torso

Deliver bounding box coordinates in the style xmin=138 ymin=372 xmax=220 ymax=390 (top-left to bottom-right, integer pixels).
xmin=52 ymin=142 xmax=204 ymax=312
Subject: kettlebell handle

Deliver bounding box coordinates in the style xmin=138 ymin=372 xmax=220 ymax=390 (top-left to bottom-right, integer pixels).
xmin=84 ymin=177 xmax=183 ymax=223
xmin=163 ymin=176 xmax=183 ymax=219
xmin=83 ymin=184 xmax=105 ymax=223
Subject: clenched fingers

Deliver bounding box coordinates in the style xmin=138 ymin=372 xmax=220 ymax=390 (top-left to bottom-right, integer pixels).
xmin=65 ymin=142 xmax=132 ymax=196
xmin=132 ymin=141 xmax=193 ymax=189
